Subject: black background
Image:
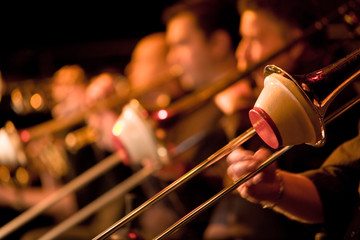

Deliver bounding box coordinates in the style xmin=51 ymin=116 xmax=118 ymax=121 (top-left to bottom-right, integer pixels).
xmin=0 ymin=2 xmax=178 ymax=127
xmin=0 ymin=2 xmax=178 ymax=82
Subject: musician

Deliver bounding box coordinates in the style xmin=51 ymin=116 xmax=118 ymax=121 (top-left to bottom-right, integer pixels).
xmin=226 ymin=114 xmax=360 ymax=239
xmin=19 ymin=65 xmax=129 ymax=240
xmin=125 ymin=32 xmax=186 ymax=112
xmin=85 ymin=71 xmax=126 ymax=153
xmin=204 ymin=0 xmax=360 ymax=239
xmin=130 ymin=0 xmax=241 ymax=239
xmin=50 ymin=64 xmax=88 ymax=119
xmin=161 ymin=0 xmax=240 ymax=177
xmin=76 ymin=32 xmax=188 ymax=239
xmin=0 ymin=65 xmax=88 ymax=240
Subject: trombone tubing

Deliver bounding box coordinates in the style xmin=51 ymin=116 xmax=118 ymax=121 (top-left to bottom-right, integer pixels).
xmin=92 ymin=127 xmax=256 ymax=240
xmin=96 ymin=96 xmax=360 ymax=240
xmin=38 ymin=166 xmax=156 ymax=240
xmin=154 ymin=96 xmax=360 ymax=240
xmin=155 ymin=0 xmax=352 ymax=120
xmin=23 ymin=70 xmax=180 ymax=141
xmin=154 ymin=145 xmax=293 ymax=240
xmin=0 ymin=153 xmax=122 ymax=239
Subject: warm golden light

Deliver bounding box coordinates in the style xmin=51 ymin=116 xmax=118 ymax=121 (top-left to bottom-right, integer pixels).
xmin=65 ymin=133 xmax=77 ymax=149
xmin=5 ymin=121 xmax=15 ymax=133
xmin=30 ymin=93 xmax=43 ymax=110
xmin=0 ymin=166 xmax=11 ymax=183
xmin=11 ymin=89 xmax=23 ymax=113
xmin=15 ymin=167 xmax=30 ymax=186
xmin=112 ymin=122 xmax=124 ymax=136
xmin=156 ymin=94 xmax=171 ymax=108
xmin=157 ymin=109 xmax=168 ymax=120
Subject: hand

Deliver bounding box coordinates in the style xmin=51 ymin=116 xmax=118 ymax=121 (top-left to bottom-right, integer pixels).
xmin=85 ymin=72 xmax=116 ymax=106
xmin=87 ymin=110 xmax=118 ymax=152
xmin=214 ymin=79 xmax=254 ymax=115
xmin=227 ymin=148 xmax=281 ymax=205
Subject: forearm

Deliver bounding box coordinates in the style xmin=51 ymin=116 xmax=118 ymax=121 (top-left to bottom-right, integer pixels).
xmin=271 ymin=170 xmax=324 ymax=224
xmin=0 ymin=185 xmax=78 ymax=221
xmin=228 ymin=148 xmax=325 ymax=224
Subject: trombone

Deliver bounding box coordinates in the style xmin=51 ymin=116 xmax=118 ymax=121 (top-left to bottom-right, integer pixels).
xmin=0 ymin=1 xmax=358 ymax=239
xmin=94 ymin=46 xmax=360 ymax=239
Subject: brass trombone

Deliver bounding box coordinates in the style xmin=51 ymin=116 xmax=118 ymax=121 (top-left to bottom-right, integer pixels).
xmin=93 ymin=46 xmax=360 ymax=240
xmin=1 ymin=1 xmax=358 ymax=239
xmin=153 ymin=96 xmax=360 ymax=240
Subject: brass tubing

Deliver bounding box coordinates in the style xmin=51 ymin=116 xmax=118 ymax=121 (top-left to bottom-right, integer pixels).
xmin=154 ymin=145 xmax=293 ymax=240
xmin=20 ymin=93 xmax=129 ymax=142
xmin=153 ymin=0 xmax=354 ymax=121
xmin=92 ymin=127 xmax=256 ymax=240
xmin=20 ymin=0 xmax=354 ymax=142
xmin=0 ymin=153 xmax=122 ymax=239
xmin=20 ymin=71 xmax=178 ymax=142
xmin=38 ymin=166 xmax=156 ymax=240
xmin=153 ymin=96 xmax=360 ymax=240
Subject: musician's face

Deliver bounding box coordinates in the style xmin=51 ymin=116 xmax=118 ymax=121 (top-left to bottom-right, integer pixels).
xmin=236 ymin=10 xmax=303 ymax=88
xmin=126 ymin=34 xmax=169 ymax=91
xmin=166 ymin=13 xmax=218 ymax=90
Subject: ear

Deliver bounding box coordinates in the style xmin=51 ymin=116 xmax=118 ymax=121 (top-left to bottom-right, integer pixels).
xmin=209 ymin=29 xmax=233 ymax=59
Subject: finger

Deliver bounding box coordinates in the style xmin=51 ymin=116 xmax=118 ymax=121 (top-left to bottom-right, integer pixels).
xmin=247 ymin=157 xmax=262 ymax=172
xmin=253 ymin=148 xmax=278 ymax=180
xmin=227 ymin=164 xmax=240 ymax=179
xmin=227 ymin=148 xmax=253 ymax=164
xmin=253 ymin=148 xmax=272 ymax=162
xmin=251 ymin=172 xmax=263 ymax=185
xmin=239 ymin=185 xmax=248 ymax=199
xmin=227 ymin=161 xmax=250 ymax=179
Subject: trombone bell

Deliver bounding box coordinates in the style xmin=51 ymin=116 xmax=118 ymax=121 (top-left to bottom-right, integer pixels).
xmin=112 ymin=99 xmax=169 ymax=167
xmin=249 ymin=68 xmax=324 ymax=149
xmin=250 ymin=49 xmax=360 ymax=149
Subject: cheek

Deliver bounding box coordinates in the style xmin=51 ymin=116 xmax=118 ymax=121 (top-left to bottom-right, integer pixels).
xmin=189 ymin=46 xmax=212 ymax=69
xmin=261 ymin=36 xmax=287 ymax=59
xmin=130 ymin=64 xmax=151 ymax=87
xmin=250 ymin=42 xmax=265 ymax=62
xmin=174 ymin=48 xmax=194 ymax=69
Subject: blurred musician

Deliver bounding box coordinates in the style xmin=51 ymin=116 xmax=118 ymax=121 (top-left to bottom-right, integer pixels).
xmin=162 ymin=0 xmax=240 ymax=178
xmin=68 ymin=32 xmax=187 ymax=239
xmin=128 ymin=0 xmax=241 ymax=239
xmin=204 ymin=0 xmax=360 ymax=239
xmin=84 ymin=71 xmax=126 ymax=153
xmin=125 ymin=32 xmax=186 ymax=112
xmin=50 ymin=64 xmax=87 ymax=119
xmin=0 ymin=65 xmax=88 ymax=240
xmin=20 ymin=64 xmax=135 ymax=239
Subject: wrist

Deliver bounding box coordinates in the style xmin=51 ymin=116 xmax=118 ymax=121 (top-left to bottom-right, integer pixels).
xmin=261 ymin=170 xmax=284 ymax=209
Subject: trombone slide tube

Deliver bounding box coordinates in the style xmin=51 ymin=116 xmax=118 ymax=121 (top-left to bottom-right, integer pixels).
xmin=154 ymin=96 xmax=360 ymax=239
xmin=154 ymin=145 xmax=293 ymax=240
xmin=38 ymin=166 xmax=155 ymax=240
xmin=0 ymin=153 xmax=121 ymax=239
xmin=92 ymin=127 xmax=256 ymax=240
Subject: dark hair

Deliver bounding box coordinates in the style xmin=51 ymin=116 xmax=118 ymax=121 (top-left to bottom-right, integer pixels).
xmin=237 ymin=0 xmax=337 ymax=48
xmin=238 ymin=0 xmax=325 ymax=30
xmin=162 ymin=0 xmax=240 ymax=51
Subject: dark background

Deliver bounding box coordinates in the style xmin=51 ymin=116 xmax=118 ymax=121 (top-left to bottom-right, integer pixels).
xmin=1 ymin=1 xmax=359 ymax=128
xmin=0 ymin=2 xmax=178 ymax=83
xmin=0 ymin=2 xmax=178 ymax=127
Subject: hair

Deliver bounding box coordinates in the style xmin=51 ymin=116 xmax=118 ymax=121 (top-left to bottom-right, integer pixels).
xmin=52 ymin=64 xmax=86 ymax=85
xmin=162 ymin=0 xmax=240 ymax=51
xmin=237 ymin=0 xmax=336 ymax=47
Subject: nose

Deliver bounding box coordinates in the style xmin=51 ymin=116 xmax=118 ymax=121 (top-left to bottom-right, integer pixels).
xmin=235 ymin=39 xmax=251 ymax=71
xmin=166 ymin=47 xmax=177 ymax=66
